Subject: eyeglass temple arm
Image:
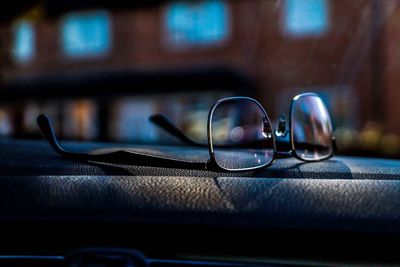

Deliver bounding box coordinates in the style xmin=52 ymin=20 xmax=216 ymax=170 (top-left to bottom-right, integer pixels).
xmin=149 ymin=114 xmax=207 ymax=147
xmin=332 ymin=136 xmax=338 ymax=153
xmin=150 ymin=113 xmax=287 ymax=149
xmin=37 ymin=114 xmax=90 ymax=159
xmin=38 ymin=114 xmax=210 ymax=169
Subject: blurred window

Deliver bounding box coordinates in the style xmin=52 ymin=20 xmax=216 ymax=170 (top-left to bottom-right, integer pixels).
xmin=111 ymin=98 xmax=159 ymax=143
xmin=12 ymin=20 xmax=35 ymax=64
xmin=284 ymin=0 xmax=329 ymax=37
xmin=0 ymin=109 xmax=13 ymax=136
xmin=61 ymin=10 xmax=112 ymax=58
xmin=165 ymin=0 xmax=229 ymax=47
xmin=62 ymin=100 xmax=98 ymax=140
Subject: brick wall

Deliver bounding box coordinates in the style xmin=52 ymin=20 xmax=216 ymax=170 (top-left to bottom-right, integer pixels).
xmin=1 ymin=0 xmax=399 ymax=136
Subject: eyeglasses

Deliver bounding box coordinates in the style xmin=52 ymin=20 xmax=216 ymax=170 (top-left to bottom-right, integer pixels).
xmin=37 ymin=93 xmax=336 ymax=172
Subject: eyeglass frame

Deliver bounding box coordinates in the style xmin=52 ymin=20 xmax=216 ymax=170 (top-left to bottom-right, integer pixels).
xmin=37 ymin=93 xmax=336 ymax=172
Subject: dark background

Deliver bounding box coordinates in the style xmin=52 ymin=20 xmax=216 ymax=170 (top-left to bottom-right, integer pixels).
xmin=0 ymin=0 xmax=399 ymax=158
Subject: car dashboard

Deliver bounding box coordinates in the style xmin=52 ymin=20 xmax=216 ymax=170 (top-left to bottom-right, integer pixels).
xmin=0 ymin=139 xmax=400 ymax=266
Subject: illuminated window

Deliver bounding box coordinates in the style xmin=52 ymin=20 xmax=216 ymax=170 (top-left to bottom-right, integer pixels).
xmin=165 ymin=0 xmax=229 ymax=47
xmin=12 ymin=20 xmax=35 ymax=64
xmin=284 ymin=0 xmax=329 ymax=37
xmin=61 ymin=10 xmax=111 ymax=58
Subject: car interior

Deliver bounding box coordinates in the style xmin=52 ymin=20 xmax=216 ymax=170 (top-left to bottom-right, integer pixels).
xmin=1 ymin=0 xmax=400 ymax=266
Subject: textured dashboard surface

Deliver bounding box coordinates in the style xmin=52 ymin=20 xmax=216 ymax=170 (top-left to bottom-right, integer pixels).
xmin=0 ymin=140 xmax=400 ymax=234
xmin=1 ymin=139 xmax=400 ymax=179
xmin=0 ymin=175 xmax=400 ymax=234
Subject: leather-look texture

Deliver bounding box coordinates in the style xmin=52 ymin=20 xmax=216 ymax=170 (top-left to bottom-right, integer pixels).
xmin=1 ymin=175 xmax=400 ymax=233
xmin=1 ymin=140 xmax=400 ymax=179
xmin=1 ymin=140 xmax=400 ymax=233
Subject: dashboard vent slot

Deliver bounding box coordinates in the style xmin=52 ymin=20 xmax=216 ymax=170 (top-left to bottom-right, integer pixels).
xmin=149 ymin=259 xmax=272 ymax=267
xmin=0 ymin=256 xmax=66 ymax=267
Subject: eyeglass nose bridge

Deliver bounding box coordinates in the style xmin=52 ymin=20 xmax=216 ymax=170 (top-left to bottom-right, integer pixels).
xmin=275 ymin=113 xmax=289 ymax=137
xmin=262 ymin=116 xmax=273 ymax=139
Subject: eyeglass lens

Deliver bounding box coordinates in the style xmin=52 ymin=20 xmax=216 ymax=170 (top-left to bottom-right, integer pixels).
xmin=291 ymin=95 xmax=333 ymax=160
xmin=210 ymin=98 xmax=275 ymax=170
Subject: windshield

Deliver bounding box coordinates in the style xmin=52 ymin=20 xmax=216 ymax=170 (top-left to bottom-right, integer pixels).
xmin=0 ymin=0 xmax=398 ymax=158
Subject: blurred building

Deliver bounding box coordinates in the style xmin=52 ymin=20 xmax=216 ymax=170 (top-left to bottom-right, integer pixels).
xmin=0 ymin=0 xmax=399 ymax=156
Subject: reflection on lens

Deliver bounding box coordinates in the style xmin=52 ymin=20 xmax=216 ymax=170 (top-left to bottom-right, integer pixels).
xmin=210 ymin=98 xmax=275 ymax=170
xmin=291 ymin=94 xmax=333 ymax=160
